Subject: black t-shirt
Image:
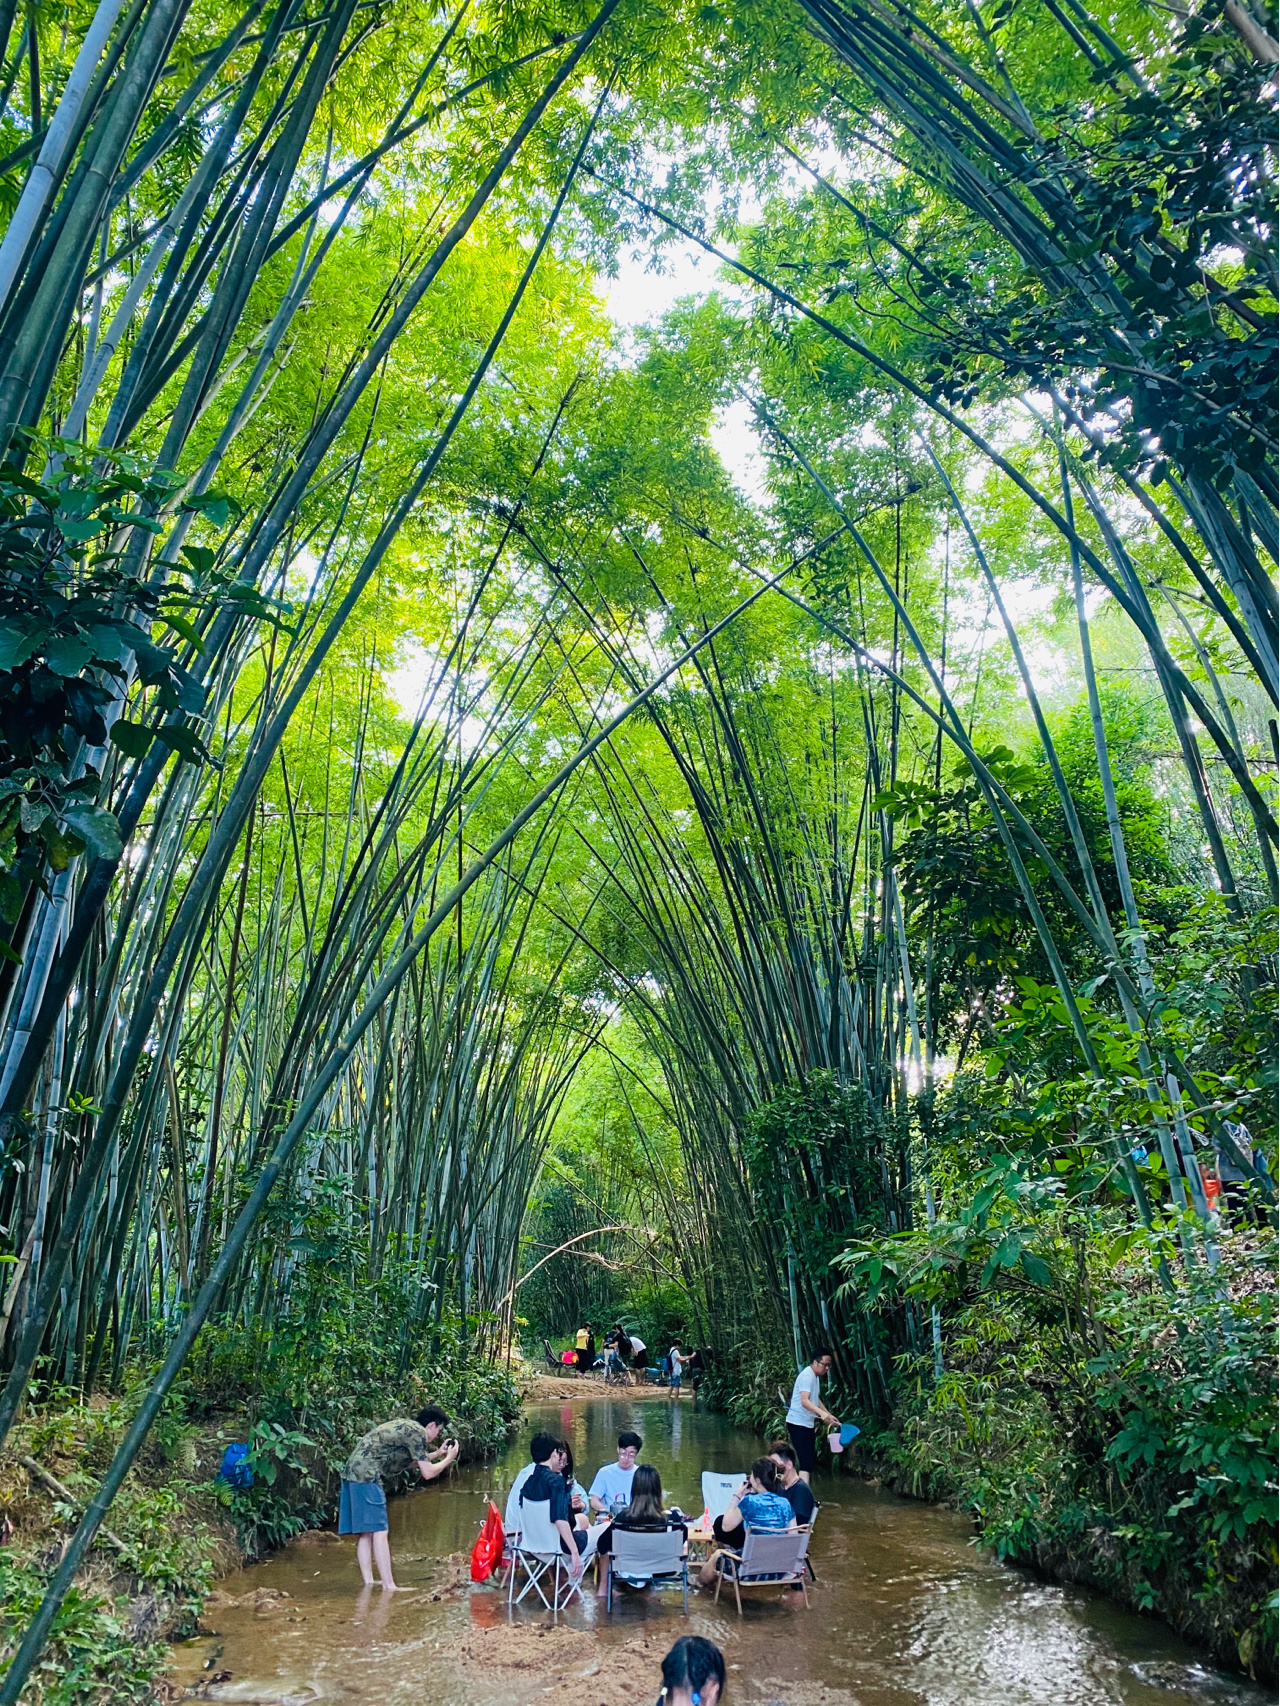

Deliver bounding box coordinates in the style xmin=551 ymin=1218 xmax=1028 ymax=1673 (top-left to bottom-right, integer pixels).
xmin=782 ymin=1478 xmax=817 ymax=1523
xmin=522 ymin=1462 xmax=572 ymax=1526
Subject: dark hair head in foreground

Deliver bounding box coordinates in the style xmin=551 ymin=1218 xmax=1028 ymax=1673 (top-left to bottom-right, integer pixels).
xmin=658 ymin=1635 xmax=725 ymax=1706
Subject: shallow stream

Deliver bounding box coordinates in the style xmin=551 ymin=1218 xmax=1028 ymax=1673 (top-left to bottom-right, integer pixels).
xmin=168 ymin=1395 xmax=1268 ymax=1706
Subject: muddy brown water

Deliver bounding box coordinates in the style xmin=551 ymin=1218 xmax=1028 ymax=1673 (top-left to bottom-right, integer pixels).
xmin=168 ymin=1396 xmax=1268 ymax=1706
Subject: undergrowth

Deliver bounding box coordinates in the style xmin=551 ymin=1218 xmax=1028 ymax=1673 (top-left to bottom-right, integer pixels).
xmin=0 ymin=1281 xmax=520 ymax=1705
xmin=845 ymin=1217 xmax=1278 ymax=1681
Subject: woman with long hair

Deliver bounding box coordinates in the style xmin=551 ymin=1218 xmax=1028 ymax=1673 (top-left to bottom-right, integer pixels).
xmin=557 ymin=1438 xmax=591 ymax=1530
xmin=697 ymin=1456 xmax=797 ymax=1588
xmin=594 ymin=1462 xmax=688 ymax=1594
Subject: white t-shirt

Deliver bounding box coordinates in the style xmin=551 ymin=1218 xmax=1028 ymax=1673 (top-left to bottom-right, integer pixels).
xmin=786 ymin=1364 xmax=821 ymax=1429
xmin=629 ymin=1336 xmax=645 ymax=1355
xmin=505 ymin=1461 xmax=535 ymax=1531
xmin=588 ymin=1461 xmax=637 ymax=1511
xmin=669 ymin=1346 xmax=685 ymax=1374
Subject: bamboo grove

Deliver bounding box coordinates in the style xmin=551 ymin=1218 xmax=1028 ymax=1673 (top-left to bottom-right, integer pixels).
xmin=0 ymin=0 xmax=1274 ymax=1688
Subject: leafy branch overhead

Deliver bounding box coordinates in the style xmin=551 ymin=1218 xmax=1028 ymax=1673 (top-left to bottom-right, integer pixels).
xmin=0 ymin=441 xmax=249 ymax=918
xmin=0 ymin=0 xmax=1270 ymax=1693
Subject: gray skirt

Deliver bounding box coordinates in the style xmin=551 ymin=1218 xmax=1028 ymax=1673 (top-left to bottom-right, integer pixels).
xmin=339 ymin=1479 xmax=388 ymax=1534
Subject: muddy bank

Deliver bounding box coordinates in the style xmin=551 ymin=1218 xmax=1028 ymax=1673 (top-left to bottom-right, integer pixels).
xmin=0 ymin=1360 xmax=528 ymax=1699
xmin=522 ymin=1372 xmax=671 ymax=1402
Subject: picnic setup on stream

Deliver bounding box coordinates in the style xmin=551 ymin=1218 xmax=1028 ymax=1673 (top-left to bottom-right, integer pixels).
xmin=347 ymin=1350 xmax=851 ymax=1617
xmin=160 ymin=1367 xmax=1272 ymax=1706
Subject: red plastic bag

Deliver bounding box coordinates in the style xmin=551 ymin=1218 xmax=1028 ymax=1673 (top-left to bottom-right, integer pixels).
xmin=470 ymin=1500 xmax=505 ymax=1582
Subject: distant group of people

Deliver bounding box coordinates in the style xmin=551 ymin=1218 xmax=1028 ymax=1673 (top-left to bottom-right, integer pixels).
xmin=570 ymin=1321 xmax=707 ymax=1393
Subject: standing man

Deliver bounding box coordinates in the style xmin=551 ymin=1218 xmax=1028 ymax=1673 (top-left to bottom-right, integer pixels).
xmin=785 ymin=1347 xmax=840 ymax=1484
xmin=588 ymin=1430 xmax=643 ymax=1516
xmin=339 ymin=1404 xmax=459 ymax=1590
xmin=668 ymin=1342 xmax=687 ymax=1399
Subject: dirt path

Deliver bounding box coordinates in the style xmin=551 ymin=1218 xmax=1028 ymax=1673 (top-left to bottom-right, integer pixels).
xmin=522 ymin=1374 xmax=684 ymax=1403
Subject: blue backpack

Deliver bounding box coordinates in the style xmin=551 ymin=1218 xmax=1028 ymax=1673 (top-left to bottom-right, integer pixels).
xmin=218 ymin=1442 xmax=254 ymax=1489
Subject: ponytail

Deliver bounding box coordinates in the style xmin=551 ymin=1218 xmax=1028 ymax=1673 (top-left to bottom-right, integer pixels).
xmin=657 ymin=1635 xmax=726 ymax=1705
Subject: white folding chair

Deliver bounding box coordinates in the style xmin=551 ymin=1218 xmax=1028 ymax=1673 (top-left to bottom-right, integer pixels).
xmin=605 ymin=1526 xmax=689 ymax=1613
xmin=506 ymin=1498 xmax=584 ymax=1612
xmin=714 ymin=1526 xmax=811 ymax=1614
xmin=701 ymin=1472 xmax=742 ymax=1523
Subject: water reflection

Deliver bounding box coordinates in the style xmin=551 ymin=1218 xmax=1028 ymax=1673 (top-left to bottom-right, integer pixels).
xmin=167 ymin=1397 xmax=1268 ymax=1706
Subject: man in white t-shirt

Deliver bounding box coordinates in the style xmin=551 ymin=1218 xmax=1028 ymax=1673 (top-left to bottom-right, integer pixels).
xmin=667 ymin=1344 xmax=687 ymax=1399
xmin=588 ymin=1430 xmax=642 ymax=1515
xmin=627 ymin=1333 xmax=647 ymax=1385
xmin=785 ymin=1347 xmax=839 ymax=1484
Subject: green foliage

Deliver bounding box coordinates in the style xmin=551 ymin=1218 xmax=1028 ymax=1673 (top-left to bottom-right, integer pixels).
xmin=0 ymin=453 xmax=172 ymax=898
xmin=877 ymin=687 xmax=1181 ymax=1045
xmin=0 ymin=1554 xmax=163 ymax=1706
xmin=186 ymin=1278 xmax=520 ymax=1476
xmin=837 ymin=1001 xmax=1278 ymax=1678
xmin=0 ymin=0 xmax=1274 ymax=1694
xmin=745 ymin=1072 xmax=906 ymax=1278
xmin=925 ymin=21 xmax=1277 ymax=491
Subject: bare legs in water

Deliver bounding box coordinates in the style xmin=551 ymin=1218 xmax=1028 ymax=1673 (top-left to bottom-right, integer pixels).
xmin=356 ymin=1530 xmax=399 ymax=1591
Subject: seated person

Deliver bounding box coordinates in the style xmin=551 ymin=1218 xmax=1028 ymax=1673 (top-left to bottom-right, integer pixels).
xmin=589 ymin=1430 xmax=642 ymax=1516
xmin=595 ymin=1464 xmax=687 ymax=1595
xmin=768 ymin=1441 xmax=817 ymax=1524
xmin=594 ymin=1464 xmax=689 ymax=1556
xmin=559 ymin=1439 xmax=592 ymax=1531
xmin=519 ymin=1435 xmax=586 ymax=1576
xmin=697 ymin=1457 xmax=795 ymax=1588
xmin=504 ymin=1432 xmax=549 ymax=1534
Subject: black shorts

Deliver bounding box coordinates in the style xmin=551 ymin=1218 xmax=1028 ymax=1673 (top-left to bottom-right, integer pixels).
xmin=786 ymin=1422 xmax=817 ymax=1473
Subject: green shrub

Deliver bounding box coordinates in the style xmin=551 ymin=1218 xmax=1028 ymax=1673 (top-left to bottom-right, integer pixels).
xmin=0 ymin=1555 xmax=163 ymax=1706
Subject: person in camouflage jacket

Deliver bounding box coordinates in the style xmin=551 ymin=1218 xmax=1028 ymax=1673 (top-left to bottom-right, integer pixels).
xmin=339 ymin=1404 xmax=459 ymax=1589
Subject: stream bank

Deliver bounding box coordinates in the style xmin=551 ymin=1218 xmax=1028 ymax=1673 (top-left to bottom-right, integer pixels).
xmin=165 ymin=1394 xmax=1269 ymax=1706
xmin=0 ymin=1353 xmax=523 ymax=1704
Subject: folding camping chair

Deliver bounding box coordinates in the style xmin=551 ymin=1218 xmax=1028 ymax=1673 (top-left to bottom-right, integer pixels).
xmin=714 ymin=1525 xmax=811 ymax=1614
xmin=701 ymin=1471 xmax=742 ymax=1525
xmin=604 ymin=1526 xmax=689 ymax=1613
xmin=506 ymin=1499 xmax=584 ymax=1613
